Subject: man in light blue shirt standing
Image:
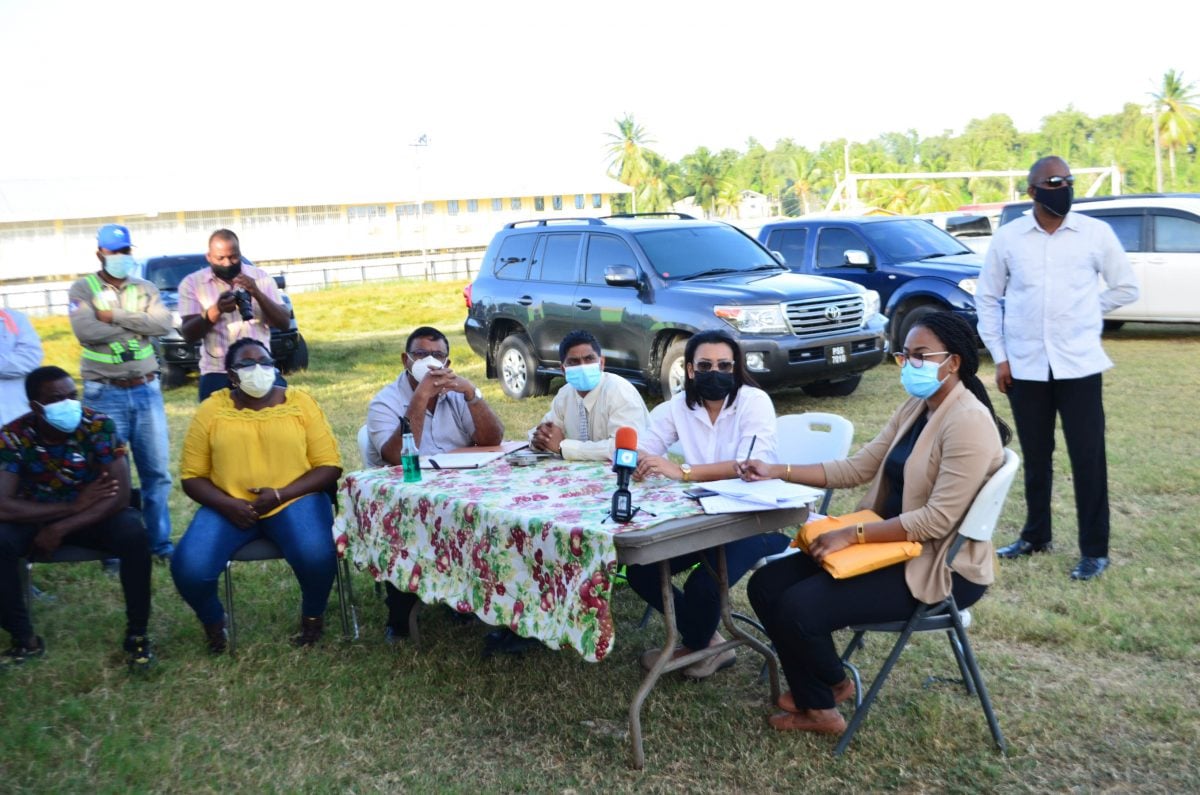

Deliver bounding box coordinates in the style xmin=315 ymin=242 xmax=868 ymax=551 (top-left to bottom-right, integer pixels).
xmin=976 ymin=155 xmax=1139 ymax=581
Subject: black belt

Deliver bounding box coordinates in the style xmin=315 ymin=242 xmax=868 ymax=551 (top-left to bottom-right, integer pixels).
xmin=94 ymin=372 xmax=157 ymax=388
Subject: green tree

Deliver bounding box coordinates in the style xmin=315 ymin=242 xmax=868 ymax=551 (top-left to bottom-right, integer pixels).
xmin=680 ymin=147 xmax=729 ymax=218
xmin=1150 ymin=69 xmax=1200 ymax=189
xmin=605 ymin=114 xmax=654 ymax=213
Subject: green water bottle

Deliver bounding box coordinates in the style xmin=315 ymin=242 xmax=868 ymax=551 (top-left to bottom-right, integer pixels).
xmin=400 ymin=418 xmax=421 ymax=483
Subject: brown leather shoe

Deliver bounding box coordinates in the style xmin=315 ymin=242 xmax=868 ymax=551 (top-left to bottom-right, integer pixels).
xmin=778 ymin=678 xmax=855 ymax=712
xmin=768 ymin=708 xmax=847 ymax=734
xmin=291 ymin=616 xmax=324 ymax=647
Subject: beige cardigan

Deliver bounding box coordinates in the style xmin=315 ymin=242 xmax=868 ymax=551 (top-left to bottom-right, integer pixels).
xmin=821 ymin=382 xmax=1004 ymax=604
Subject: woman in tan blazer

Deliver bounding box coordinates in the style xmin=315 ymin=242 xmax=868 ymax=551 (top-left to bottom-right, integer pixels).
xmin=739 ymin=311 xmax=1012 ymax=735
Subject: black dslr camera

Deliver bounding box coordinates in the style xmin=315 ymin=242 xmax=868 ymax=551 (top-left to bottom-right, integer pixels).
xmin=234 ymin=290 xmax=254 ymax=321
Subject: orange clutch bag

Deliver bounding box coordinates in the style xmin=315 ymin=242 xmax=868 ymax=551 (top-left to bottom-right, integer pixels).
xmin=791 ymin=509 xmax=921 ymax=579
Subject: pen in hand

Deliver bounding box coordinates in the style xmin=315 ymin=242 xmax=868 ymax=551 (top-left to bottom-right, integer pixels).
xmin=738 ymin=435 xmax=757 ymax=477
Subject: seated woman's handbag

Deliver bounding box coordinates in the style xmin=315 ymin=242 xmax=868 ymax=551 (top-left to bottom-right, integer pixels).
xmin=792 ymin=509 xmax=921 ymax=579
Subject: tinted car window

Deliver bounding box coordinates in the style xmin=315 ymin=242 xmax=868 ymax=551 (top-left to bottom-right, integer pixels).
xmin=1154 ymin=214 xmax=1200 ymax=252
xmin=632 ymin=226 xmax=776 ymax=279
xmin=495 ymin=234 xmax=536 ymax=280
xmin=816 ymin=228 xmax=867 ymax=268
xmin=533 ymin=233 xmax=581 ymax=282
xmin=766 ymin=228 xmax=807 ymax=266
xmin=1090 ymin=214 xmax=1143 ymax=252
xmin=144 ymin=257 xmax=206 ymax=290
xmin=584 ymin=234 xmax=637 ymax=285
xmin=858 ymin=219 xmax=971 ymax=260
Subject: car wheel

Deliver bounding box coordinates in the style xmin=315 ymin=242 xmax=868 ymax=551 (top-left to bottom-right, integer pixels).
xmin=496 ymin=334 xmax=549 ymax=399
xmin=1103 ymin=320 xmax=1125 ymax=332
xmin=892 ymin=304 xmax=942 ymax=352
xmin=162 ymin=364 xmax=188 ymax=390
xmin=282 ymin=335 xmax=309 ymax=373
xmin=803 ymin=375 xmax=862 ymax=397
xmin=658 ymin=337 xmax=689 ymax=401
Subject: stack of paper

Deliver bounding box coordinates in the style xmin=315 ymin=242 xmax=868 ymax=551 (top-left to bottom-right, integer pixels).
xmin=698 ymin=478 xmax=825 ymax=514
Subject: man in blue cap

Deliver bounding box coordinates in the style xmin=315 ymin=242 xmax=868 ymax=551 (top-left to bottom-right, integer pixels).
xmin=67 ymin=224 xmax=175 ymax=561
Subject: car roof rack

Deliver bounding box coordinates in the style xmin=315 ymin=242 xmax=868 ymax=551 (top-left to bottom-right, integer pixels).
xmin=505 ymin=217 xmax=607 ymax=229
xmin=604 ymin=212 xmax=697 ymax=220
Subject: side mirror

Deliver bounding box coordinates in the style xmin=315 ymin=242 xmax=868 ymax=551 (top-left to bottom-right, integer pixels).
xmin=770 ymin=250 xmax=787 ymax=265
xmin=604 ymin=265 xmax=639 ymax=287
xmin=844 ymin=249 xmax=873 ymax=269
xmin=274 ymin=274 xmax=287 ymax=289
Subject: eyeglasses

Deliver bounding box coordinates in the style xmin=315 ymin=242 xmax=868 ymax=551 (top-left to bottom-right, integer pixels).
xmin=407 ymin=349 xmax=447 ymax=360
xmin=893 ymin=351 xmax=949 ymax=368
xmin=1036 ymin=175 xmax=1075 ymax=189
xmin=231 ymin=358 xmax=275 ymax=371
xmin=694 ymin=360 xmax=735 ymax=373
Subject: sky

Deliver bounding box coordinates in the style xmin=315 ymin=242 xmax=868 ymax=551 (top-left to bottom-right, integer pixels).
xmin=1 ymin=0 xmax=1197 ymax=182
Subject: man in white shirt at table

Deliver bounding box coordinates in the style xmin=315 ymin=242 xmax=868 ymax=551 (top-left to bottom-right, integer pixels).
xmin=529 ymin=329 xmax=650 ymax=460
xmin=364 ymin=326 xmax=504 ymax=641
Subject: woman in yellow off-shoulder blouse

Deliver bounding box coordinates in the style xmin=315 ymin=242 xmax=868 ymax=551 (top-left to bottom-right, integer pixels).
xmin=170 ymin=338 xmax=342 ymax=653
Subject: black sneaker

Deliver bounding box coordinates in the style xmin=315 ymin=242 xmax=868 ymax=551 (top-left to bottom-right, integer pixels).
xmin=123 ymin=635 xmax=156 ymax=672
xmin=1 ymin=635 xmax=46 ymax=667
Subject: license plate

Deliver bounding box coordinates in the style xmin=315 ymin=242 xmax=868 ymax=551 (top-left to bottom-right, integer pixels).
xmin=825 ymin=344 xmax=848 ymax=365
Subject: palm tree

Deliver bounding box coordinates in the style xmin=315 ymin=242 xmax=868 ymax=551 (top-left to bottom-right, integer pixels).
xmin=605 ymin=114 xmax=654 ymax=212
xmin=1150 ymin=69 xmax=1200 ymax=189
xmin=680 ymin=147 xmax=728 ymax=218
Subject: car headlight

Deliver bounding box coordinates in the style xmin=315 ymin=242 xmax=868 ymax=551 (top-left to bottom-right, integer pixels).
xmin=958 ymin=278 xmax=977 ymax=296
xmin=714 ymin=304 xmax=789 ymax=334
xmin=862 ymin=289 xmax=881 ymax=320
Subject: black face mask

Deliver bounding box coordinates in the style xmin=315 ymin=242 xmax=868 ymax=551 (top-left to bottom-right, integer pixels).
xmin=694 ymin=370 xmax=735 ymax=402
xmin=211 ymin=263 xmax=241 ymax=282
xmin=1034 ymin=185 xmax=1073 ymax=217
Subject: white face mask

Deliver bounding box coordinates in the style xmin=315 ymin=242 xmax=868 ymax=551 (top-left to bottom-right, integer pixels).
xmin=237 ymin=364 xmax=276 ymax=398
xmin=409 ymin=356 xmax=445 ymax=383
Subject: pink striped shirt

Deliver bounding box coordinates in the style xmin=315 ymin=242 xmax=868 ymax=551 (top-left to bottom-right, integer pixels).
xmin=177 ymin=263 xmax=282 ymax=375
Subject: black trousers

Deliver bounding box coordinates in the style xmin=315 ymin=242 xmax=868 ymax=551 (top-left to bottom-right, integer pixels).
xmin=748 ymin=552 xmax=986 ymax=710
xmin=1007 ymin=372 xmax=1110 ymax=557
xmin=0 ymin=508 xmax=152 ymax=642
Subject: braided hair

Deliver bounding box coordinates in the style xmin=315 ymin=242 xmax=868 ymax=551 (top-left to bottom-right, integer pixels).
xmin=913 ymin=312 xmax=1012 ymax=446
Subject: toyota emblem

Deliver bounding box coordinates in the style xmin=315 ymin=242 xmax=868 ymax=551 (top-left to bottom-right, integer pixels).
xmin=824 ymin=305 xmax=842 ymax=321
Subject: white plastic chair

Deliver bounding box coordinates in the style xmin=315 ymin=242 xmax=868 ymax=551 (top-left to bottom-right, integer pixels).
xmin=835 ymin=447 xmax=1020 ymax=755
xmin=775 ymin=412 xmax=855 ymax=515
xmin=357 ymin=424 xmax=373 ymax=467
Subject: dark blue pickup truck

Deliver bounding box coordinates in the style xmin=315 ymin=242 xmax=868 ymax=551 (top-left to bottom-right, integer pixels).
xmin=758 ymin=217 xmax=983 ymax=352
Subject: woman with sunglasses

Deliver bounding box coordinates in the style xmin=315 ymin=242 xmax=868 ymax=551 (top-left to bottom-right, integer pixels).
xmin=739 ymin=311 xmax=1011 ymax=735
xmin=628 ymin=330 xmax=789 ymax=679
xmin=171 ymin=338 xmax=342 ymax=652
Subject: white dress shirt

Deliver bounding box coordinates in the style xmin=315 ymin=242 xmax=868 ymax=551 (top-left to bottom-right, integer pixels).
xmin=976 ymin=210 xmax=1139 ymax=381
xmin=531 ymin=371 xmax=650 ymax=461
xmin=642 ymin=385 xmax=778 ymax=465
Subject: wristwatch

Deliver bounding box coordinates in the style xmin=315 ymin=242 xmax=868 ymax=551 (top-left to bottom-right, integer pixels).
xmin=680 ymin=463 xmax=692 ymax=482
xmin=467 ymin=387 xmax=483 ymax=404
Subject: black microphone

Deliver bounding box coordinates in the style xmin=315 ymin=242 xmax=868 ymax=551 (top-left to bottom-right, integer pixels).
xmin=611 ymin=426 xmax=638 ymax=523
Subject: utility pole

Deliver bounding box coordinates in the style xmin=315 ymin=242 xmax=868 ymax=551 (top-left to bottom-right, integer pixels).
xmin=411 ymin=134 xmax=430 ymax=277
xmin=1152 ymin=106 xmax=1163 ymax=193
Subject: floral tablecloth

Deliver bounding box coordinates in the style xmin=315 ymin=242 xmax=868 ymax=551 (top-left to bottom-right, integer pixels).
xmin=334 ymin=460 xmax=704 ymax=662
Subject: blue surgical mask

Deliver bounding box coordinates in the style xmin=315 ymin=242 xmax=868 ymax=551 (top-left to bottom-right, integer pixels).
xmin=564 ymin=362 xmax=602 ymax=392
xmin=900 ymin=360 xmax=946 ymax=399
xmin=103 ymin=253 xmax=135 ymax=280
xmin=39 ymin=398 xmax=83 ymax=433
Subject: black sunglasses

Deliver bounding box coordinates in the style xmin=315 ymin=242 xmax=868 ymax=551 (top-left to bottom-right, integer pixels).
xmin=1037 ymin=175 xmax=1075 ymax=189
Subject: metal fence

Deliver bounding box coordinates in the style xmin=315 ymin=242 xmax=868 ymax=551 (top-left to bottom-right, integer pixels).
xmin=0 ymin=251 xmax=484 ymax=316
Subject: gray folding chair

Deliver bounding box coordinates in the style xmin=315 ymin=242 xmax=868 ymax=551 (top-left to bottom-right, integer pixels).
xmin=834 ymin=448 xmax=1020 ymax=755
xmin=223 ymin=537 xmax=359 ymax=654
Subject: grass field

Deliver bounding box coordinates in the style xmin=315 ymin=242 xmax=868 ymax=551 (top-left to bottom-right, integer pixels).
xmin=3 ymin=280 xmax=1199 ymax=793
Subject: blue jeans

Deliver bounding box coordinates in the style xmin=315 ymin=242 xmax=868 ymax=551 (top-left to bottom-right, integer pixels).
xmin=626 ymin=532 xmax=790 ymax=650
xmin=170 ymin=493 xmax=336 ymax=625
xmin=83 ymin=378 xmax=173 ymax=556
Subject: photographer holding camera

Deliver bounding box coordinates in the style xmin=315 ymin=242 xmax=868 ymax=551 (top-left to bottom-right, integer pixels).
xmin=179 ymin=229 xmax=291 ymax=401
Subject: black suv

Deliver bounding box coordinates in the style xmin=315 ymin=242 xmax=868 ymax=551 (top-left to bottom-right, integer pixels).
xmin=140 ymin=254 xmax=308 ymax=388
xmin=463 ymin=214 xmax=888 ymax=400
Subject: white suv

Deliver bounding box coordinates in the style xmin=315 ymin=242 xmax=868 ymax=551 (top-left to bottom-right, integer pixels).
xmin=999 ymin=194 xmax=1200 ymax=329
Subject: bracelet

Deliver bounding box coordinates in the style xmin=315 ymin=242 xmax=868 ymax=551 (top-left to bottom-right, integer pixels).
xmin=273 ymin=488 xmax=282 ymax=505
xmin=856 ymin=523 xmax=865 ymax=544
xmin=785 ymin=463 xmax=792 ymax=482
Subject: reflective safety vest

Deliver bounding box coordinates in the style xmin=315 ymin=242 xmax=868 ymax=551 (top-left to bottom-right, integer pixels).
xmin=81 ymin=274 xmax=156 ymax=365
